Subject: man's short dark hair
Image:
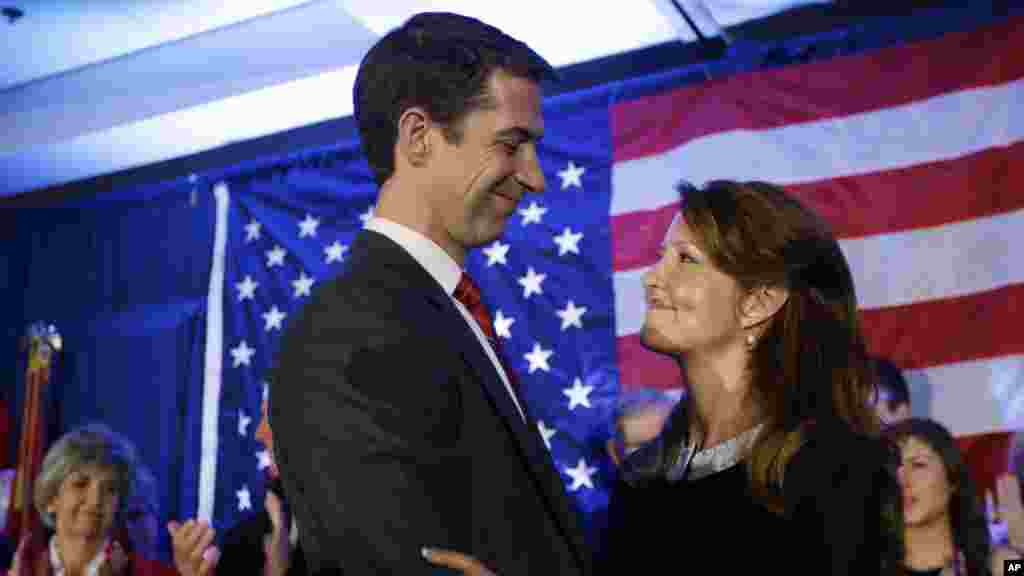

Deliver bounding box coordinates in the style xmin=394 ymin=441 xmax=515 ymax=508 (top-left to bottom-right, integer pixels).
xmin=873 ymin=356 xmax=910 ymax=409
xmin=353 ymin=12 xmax=558 ymax=186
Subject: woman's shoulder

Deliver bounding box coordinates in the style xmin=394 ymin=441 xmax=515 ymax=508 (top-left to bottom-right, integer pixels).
xmin=781 ymin=420 xmax=905 ymax=575
xmin=789 ymin=419 xmax=895 ymax=473
xmin=783 ymin=419 xmax=901 ymax=511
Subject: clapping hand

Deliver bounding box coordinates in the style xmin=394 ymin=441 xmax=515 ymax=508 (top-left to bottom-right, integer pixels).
xmin=997 ymin=473 xmax=1024 ymax=551
xmin=97 ymin=541 xmax=129 ymax=576
xmin=168 ymin=519 xmax=219 ymax=576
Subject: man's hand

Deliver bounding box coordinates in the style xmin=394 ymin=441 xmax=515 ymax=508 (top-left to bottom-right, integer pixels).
xmin=168 ymin=519 xmax=219 ymax=576
xmin=422 ymin=548 xmax=497 ymax=576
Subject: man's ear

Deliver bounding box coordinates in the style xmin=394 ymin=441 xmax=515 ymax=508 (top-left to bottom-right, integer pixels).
xmin=740 ymin=285 xmax=789 ymax=329
xmin=396 ymin=107 xmax=432 ymax=167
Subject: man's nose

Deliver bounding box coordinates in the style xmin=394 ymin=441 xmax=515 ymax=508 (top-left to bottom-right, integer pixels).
xmin=517 ymin=146 xmax=546 ymax=194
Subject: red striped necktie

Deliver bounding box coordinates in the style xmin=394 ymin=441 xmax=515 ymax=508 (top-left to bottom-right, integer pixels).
xmin=453 ymin=272 xmax=521 ymax=393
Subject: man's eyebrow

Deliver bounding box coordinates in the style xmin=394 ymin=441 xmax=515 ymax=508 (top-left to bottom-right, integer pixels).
xmin=496 ymin=126 xmax=543 ymax=142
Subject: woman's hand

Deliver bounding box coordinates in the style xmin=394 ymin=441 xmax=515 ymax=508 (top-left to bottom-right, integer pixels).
xmin=97 ymin=541 xmax=129 ymax=576
xmin=997 ymin=473 xmax=1024 ymax=550
xmin=421 ymin=548 xmax=497 ymax=576
xmin=168 ymin=519 xmax=219 ymax=576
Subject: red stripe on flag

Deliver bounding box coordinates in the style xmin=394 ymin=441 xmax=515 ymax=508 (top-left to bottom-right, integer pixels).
xmin=611 ymin=16 xmax=1024 ymax=163
xmin=616 ymin=334 xmax=686 ymax=392
xmin=611 ymin=204 xmax=678 ymax=272
xmin=861 ymin=283 xmax=1024 ymax=372
xmin=956 ymin=430 xmax=1014 ymax=501
xmin=610 ymin=142 xmax=1024 ymax=272
xmin=792 ymin=143 xmax=1024 ymax=239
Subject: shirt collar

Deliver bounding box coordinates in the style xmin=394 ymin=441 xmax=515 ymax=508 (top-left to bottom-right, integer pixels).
xmin=365 ymin=217 xmax=462 ymax=296
xmin=49 ymin=536 xmax=111 ymax=576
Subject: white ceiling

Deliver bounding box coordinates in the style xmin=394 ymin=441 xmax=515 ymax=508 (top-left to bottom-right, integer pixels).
xmin=0 ymin=0 xmax=828 ymax=197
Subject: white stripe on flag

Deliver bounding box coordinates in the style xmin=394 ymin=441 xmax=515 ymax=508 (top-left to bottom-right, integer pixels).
xmin=199 ymin=181 xmax=230 ymax=522
xmin=612 ymin=208 xmax=1024 ymax=337
xmin=913 ymin=355 xmax=1024 ymax=436
xmin=611 ymin=78 xmax=1024 ymax=216
xmin=842 ymin=208 xmax=1022 ymax=309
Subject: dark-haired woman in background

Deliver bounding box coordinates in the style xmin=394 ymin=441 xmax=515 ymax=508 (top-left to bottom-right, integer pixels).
xmin=886 ymin=418 xmax=1013 ymax=575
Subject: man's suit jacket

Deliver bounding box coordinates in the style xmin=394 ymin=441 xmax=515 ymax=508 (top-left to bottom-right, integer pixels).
xmin=270 ymin=230 xmax=592 ymax=575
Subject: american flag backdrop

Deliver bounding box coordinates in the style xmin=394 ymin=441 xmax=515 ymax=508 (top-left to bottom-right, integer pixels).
xmin=201 ymin=13 xmax=1024 ymax=537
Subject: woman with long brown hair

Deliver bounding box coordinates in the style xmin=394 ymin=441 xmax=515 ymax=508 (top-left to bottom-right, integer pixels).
xmin=598 ymin=179 xmax=902 ymax=574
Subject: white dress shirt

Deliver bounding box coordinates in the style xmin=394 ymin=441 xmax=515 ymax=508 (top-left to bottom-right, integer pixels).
xmin=365 ymin=217 xmax=526 ymax=422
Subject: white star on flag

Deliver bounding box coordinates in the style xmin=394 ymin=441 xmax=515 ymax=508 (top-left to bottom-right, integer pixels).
xmin=552 ymin=227 xmax=584 ymax=256
xmin=564 ymin=459 xmax=597 ymax=491
xmin=557 ymin=161 xmax=585 ymax=190
xmin=556 ymin=300 xmax=587 ymax=331
xmin=483 ymin=240 xmax=510 ymax=267
xmin=236 ymin=486 xmax=252 ymax=511
xmin=537 ymin=420 xmax=556 ymax=451
xmin=563 ymin=378 xmax=594 ymax=410
xmin=359 ymin=206 xmax=375 ymax=226
xmin=298 ymin=214 xmax=320 ymax=238
xmin=237 ymin=410 xmax=252 ymax=436
xmin=266 ymin=246 xmax=286 ymax=268
xmin=324 ymin=241 xmax=348 ymax=264
xmin=292 ymin=273 xmax=314 ymax=298
xmin=493 ymin=310 xmax=515 ymax=339
xmin=256 ymin=450 xmax=272 ymax=471
xmin=524 ymin=342 xmax=553 ymax=374
xmin=245 ymin=221 xmax=261 ymax=242
xmin=517 ymin=267 xmax=546 ymax=299
xmin=230 ymin=341 xmax=255 ymax=367
xmin=235 ymin=275 xmax=258 ymax=302
xmin=262 ymin=306 xmax=286 ymax=332
xmin=518 ymin=201 xmax=547 ymax=225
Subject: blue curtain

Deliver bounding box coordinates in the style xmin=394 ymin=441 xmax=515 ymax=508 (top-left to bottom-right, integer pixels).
xmin=6 ymin=184 xmax=213 ymax=559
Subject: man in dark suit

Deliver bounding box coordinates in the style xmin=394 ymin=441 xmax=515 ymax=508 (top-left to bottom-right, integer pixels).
xmin=270 ymin=11 xmax=591 ymax=575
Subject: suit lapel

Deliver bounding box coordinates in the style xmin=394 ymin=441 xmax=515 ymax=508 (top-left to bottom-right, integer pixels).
xmin=353 ymin=232 xmax=589 ymax=570
xmin=426 ymin=286 xmax=591 ymax=570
